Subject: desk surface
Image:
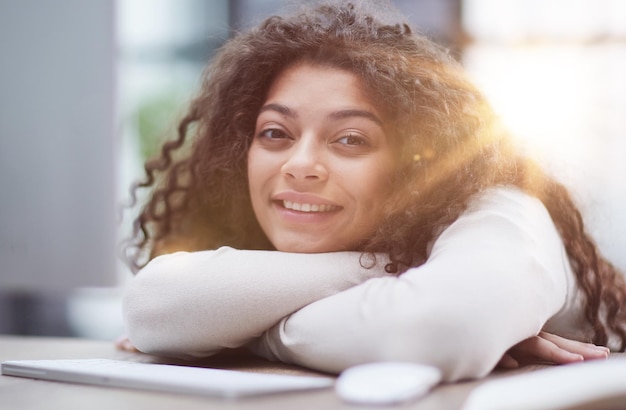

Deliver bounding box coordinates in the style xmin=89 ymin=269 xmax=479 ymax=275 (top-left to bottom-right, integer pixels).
xmin=0 ymin=335 xmax=607 ymax=410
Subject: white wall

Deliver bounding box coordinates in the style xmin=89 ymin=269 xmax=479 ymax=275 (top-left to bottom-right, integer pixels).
xmin=0 ymin=1 xmax=117 ymax=291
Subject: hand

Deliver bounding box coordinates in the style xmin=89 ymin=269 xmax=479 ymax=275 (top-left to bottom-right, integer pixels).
xmin=497 ymin=331 xmax=610 ymax=369
xmin=114 ymin=335 xmax=140 ymax=353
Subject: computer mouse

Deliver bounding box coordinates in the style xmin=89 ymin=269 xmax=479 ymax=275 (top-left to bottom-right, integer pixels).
xmin=335 ymin=361 xmax=442 ymax=405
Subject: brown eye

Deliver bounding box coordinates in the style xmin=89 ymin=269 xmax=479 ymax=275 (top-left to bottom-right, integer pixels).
xmin=258 ymin=128 xmax=289 ymax=140
xmin=336 ymin=133 xmax=367 ymax=146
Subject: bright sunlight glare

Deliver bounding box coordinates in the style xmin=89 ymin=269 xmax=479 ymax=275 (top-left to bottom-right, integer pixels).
xmin=462 ymin=0 xmax=626 ymax=269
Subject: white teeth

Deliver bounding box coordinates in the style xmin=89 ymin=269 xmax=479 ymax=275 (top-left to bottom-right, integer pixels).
xmin=283 ymin=200 xmax=337 ymax=213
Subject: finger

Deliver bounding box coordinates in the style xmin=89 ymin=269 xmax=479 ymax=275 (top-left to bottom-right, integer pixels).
xmin=114 ymin=335 xmax=139 ymax=352
xmin=114 ymin=335 xmax=127 ymax=350
xmin=538 ymin=332 xmax=609 ymax=360
xmin=515 ymin=336 xmax=584 ymax=364
xmin=496 ymin=353 xmax=519 ymax=369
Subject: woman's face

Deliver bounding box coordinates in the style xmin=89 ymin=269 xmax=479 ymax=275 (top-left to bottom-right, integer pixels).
xmin=247 ymin=62 xmax=396 ymax=253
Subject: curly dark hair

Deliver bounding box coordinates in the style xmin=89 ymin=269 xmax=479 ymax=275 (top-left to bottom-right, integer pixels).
xmin=124 ymin=1 xmax=626 ymax=349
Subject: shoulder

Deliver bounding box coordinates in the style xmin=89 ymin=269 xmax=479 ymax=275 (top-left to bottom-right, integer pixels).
xmin=429 ymin=186 xmax=572 ymax=289
xmin=434 ymin=186 xmax=558 ymax=248
xmin=466 ymin=186 xmax=549 ymax=221
xmin=447 ymin=186 xmax=558 ymax=245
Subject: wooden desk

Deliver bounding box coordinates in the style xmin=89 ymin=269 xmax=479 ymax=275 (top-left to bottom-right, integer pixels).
xmin=0 ymin=335 xmax=611 ymax=410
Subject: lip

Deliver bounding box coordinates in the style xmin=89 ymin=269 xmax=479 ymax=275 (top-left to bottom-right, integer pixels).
xmin=272 ymin=191 xmax=342 ymax=222
xmin=273 ymin=192 xmax=340 ymax=207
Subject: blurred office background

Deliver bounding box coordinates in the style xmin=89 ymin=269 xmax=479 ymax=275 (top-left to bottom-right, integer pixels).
xmin=0 ymin=0 xmax=624 ymax=340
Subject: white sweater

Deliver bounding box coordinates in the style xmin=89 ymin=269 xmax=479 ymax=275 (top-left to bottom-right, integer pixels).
xmin=123 ymin=187 xmax=592 ymax=381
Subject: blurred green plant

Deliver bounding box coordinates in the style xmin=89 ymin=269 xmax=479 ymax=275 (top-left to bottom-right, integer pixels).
xmin=134 ymin=91 xmax=188 ymax=162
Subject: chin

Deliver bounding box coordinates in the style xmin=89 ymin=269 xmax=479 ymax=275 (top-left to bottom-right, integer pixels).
xmin=272 ymin=239 xmax=343 ymax=254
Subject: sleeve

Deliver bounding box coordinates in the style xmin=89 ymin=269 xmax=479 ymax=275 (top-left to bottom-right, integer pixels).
xmin=251 ymin=188 xmax=570 ymax=381
xmin=122 ymin=247 xmax=389 ymax=358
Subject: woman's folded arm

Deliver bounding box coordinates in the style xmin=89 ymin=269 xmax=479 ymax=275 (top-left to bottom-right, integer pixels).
xmin=123 ymin=247 xmax=389 ymax=358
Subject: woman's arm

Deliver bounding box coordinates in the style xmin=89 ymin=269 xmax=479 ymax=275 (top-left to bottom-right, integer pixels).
xmin=123 ymin=248 xmax=389 ymax=358
xmin=252 ymin=188 xmax=572 ymax=381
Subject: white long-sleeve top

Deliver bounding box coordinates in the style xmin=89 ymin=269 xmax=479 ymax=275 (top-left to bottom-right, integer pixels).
xmin=123 ymin=187 xmax=591 ymax=381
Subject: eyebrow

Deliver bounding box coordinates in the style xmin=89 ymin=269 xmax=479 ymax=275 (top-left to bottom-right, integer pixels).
xmin=258 ymin=103 xmax=384 ymax=127
xmin=328 ymin=109 xmax=383 ymax=127
xmin=259 ymin=103 xmax=296 ymax=118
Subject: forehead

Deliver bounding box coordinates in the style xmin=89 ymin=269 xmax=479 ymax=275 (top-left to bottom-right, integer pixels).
xmin=265 ymin=62 xmax=379 ymax=111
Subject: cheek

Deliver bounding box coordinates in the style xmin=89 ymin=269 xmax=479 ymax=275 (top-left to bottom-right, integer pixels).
xmin=359 ymin=163 xmax=395 ymax=205
xmin=247 ymin=147 xmax=263 ymax=196
xmin=338 ymin=176 xmax=387 ymax=230
xmin=247 ymin=147 xmax=278 ymax=200
xmin=360 ymin=178 xmax=395 ymax=227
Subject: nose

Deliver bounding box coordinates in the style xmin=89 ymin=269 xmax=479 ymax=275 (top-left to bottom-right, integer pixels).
xmin=280 ymin=137 xmax=329 ymax=182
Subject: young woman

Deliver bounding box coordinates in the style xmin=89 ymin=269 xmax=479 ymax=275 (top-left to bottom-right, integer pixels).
xmin=120 ymin=2 xmax=625 ymax=381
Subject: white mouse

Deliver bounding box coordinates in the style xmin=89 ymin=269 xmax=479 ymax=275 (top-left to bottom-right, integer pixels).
xmin=335 ymin=362 xmax=442 ymax=405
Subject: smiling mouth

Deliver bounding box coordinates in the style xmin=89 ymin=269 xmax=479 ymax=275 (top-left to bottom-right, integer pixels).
xmin=282 ymin=200 xmax=340 ymax=213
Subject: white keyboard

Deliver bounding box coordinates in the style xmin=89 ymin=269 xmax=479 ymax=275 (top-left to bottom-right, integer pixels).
xmin=1 ymin=358 xmax=334 ymax=398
